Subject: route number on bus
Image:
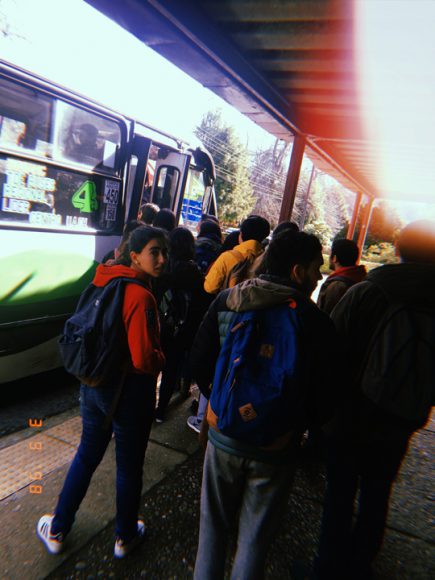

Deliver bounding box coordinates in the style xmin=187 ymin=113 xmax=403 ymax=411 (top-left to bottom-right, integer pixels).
xmin=71 ymin=180 xmax=98 ymax=213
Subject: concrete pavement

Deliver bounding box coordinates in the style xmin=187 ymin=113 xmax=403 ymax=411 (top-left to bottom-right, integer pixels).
xmin=1 ymin=398 xmax=433 ymax=579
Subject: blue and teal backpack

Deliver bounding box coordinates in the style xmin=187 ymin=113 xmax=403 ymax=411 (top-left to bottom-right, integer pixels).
xmin=209 ymin=300 xmax=307 ymax=446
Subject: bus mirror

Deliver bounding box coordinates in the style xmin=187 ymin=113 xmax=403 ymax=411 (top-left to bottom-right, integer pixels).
xmin=191 ymin=147 xmax=215 ymax=183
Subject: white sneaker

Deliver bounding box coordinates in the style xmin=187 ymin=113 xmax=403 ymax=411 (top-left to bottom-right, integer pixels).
xmin=36 ymin=514 xmax=64 ymax=554
xmin=187 ymin=416 xmax=202 ymax=434
xmin=114 ymin=520 xmax=146 ymax=559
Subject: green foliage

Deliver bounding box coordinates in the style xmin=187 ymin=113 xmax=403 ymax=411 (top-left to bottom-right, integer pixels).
xmin=369 ymin=203 xmax=403 ymax=243
xmin=299 ymin=173 xmax=350 ymax=246
xmin=195 ymin=110 xmax=255 ymax=225
xmin=320 ymin=254 xmax=332 ymax=275
xmin=349 ymin=201 xmax=404 ymax=249
xmin=303 ymin=181 xmax=333 ymax=246
xmin=362 ymin=242 xmax=399 ymax=264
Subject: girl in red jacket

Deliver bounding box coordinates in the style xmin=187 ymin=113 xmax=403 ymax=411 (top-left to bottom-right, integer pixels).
xmin=37 ymin=226 xmax=167 ymax=559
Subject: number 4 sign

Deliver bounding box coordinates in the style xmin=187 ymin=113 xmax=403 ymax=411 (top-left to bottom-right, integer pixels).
xmin=71 ymin=180 xmax=98 ymax=213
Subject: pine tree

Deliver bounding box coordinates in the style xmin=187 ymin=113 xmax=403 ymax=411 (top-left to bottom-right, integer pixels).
xmin=250 ymin=139 xmax=291 ymax=227
xmin=195 ymin=110 xmax=255 ymax=225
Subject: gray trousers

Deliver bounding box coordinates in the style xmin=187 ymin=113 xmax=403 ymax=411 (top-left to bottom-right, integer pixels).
xmin=194 ymin=441 xmax=295 ymax=580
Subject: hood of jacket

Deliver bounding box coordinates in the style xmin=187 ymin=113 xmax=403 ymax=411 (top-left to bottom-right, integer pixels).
xmin=233 ymin=239 xmax=263 ymax=259
xmin=226 ymin=276 xmax=308 ymax=312
xmin=328 ymin=264 xmax=367 ymax=283
xmin=93 ymin=263 xmax=150 ymax=288
xmin=366 ymin=263 xmax=435 ymax=307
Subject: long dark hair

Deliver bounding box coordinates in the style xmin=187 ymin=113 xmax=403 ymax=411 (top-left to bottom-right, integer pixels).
xmin=169 ymin=226 xmax=195 ymax=262
xmin=116 ymin=226 xmax=168 ymax=265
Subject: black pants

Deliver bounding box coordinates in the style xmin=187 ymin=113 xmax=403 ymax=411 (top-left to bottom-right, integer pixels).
xmin=156 ymin=338 xmax=187 ymax=418
xmin=314 ymin=433 xmax=411 ymax=579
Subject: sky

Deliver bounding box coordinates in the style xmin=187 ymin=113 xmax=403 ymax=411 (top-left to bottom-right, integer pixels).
xmin=0 ymin=0 xmax=275 ymax=150
xmin=1 ymin=0 xmax=434 ymax=223
xmin=355 ymin=0 xmax=435 ymax=214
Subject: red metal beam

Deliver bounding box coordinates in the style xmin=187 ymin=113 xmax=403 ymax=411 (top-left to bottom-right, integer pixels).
xmin=279 ymin=135 xmax=306 ymax=223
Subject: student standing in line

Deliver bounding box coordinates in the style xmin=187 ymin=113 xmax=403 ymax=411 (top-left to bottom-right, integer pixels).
xmin=37 ymin=226 xmax=167 ymax=559
xmin=152 ymin=208 xmax=176 ymax=232
xmin=190 ymin=230 xmax=340 ymax=580
xmin=317 ymin=239 xmax=367 ymax=315
xmin=101 ymin=219 xmax=145 ymax=264
xmin=139 ymin=202 xmax=159 ymax=224
xmin=204 ymin=215 xmax=270 ymax=294
xmin=313 ymin=220 xmax=435 ymax=580
xmin=155 ymin=226 xmax=208 ymax=422
xmin=194 ymin=218 xmax=223 ymax=276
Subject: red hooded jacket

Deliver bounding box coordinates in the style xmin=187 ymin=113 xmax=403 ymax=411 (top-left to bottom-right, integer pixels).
xmin=92 ymin=264 xmax=165 ymax=376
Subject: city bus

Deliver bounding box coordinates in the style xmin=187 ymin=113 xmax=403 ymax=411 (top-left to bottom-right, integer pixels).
xmin=0 ymin=60 xmax=217 ymax=383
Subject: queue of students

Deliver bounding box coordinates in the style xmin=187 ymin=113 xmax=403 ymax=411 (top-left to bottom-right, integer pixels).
xmin=36 ymin=211 xmax=435 ymax=580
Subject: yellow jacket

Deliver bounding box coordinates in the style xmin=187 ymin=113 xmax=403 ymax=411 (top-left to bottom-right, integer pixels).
xmin=204 ymin=239 xmax=263 ymax=294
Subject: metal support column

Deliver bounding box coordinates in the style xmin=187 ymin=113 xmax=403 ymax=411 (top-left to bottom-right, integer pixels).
xmin=357 ymin=196 xmax=374 ymax=257
xmin=279 ymin=135 xmax=306 ymax=223
xmin=347 ymin=191 xmax=362 ymax=240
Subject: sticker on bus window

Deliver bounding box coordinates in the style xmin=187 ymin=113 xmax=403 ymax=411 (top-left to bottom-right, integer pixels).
xmin=29 ymin=212 xmax=62 ymax=226
xmin=105 ymin=204 xmax=117 ymax=221
xmin=104 ymin=180 xmax=119 ymax=205
xmin=2 ymin=158 xmax=56 ymax=217
xmin=71 ymin=180 xmax=98 ymax=213
xmin=66 ymin=215 xmax=89 ymax=228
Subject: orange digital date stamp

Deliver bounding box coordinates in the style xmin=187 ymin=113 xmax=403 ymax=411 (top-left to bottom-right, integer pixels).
xmin=28 ymin=418 xmax=43 ymax=494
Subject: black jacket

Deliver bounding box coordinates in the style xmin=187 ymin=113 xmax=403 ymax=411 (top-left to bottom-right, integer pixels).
xmin=329 ymin=262 xmax=435 ymax=436
xmin=155 ymin=259 xmax=209 ymax=348
xmin=194 ymin=235 xmax=222 ymax=275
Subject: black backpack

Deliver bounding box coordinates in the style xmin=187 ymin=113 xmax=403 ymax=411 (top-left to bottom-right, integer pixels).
xmin=59 ymin=277 xmax=148 ymax=386
xmin=195 ymin=238 xmax=222 ymax=275
xmin=359 ymin=296 xmax=435 ymax=424
xmin=159 ymin=287 xmax=192 ymax=339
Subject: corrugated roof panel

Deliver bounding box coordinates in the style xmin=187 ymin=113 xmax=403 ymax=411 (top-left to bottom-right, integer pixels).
xmin=85 ymin=0 xmax=434 ymax=203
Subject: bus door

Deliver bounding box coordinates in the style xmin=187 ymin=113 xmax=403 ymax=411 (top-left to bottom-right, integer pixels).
xmin=125 ymin=133 xmax=151 ymax=223
xmin=181 ymin=167 xmax=214 ymax=230
xmin=181 ymin=146 xmax=217 ymax=229
xmin=150 ymin=148 xmax=190 ymax=221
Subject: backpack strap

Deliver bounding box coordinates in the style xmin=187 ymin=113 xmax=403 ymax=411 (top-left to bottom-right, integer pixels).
xmin=322 ymin=275 xmax=356 ymax=290
xmin=223 ymin=249 xmax=245 ymax=289
xmin=102 ymin=277 xmax=150 ymax=428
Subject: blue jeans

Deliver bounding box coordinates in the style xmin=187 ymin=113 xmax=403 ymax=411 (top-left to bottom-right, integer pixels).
xmin=51 ymin=374 xmax=156 ymax=542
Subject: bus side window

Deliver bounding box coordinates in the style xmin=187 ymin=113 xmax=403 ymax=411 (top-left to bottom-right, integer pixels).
xmin=55 ymin=100 xmax=121 ymax=171
xmin=0 ymin=116 xmax=27 ymax=148
xmin=0 ymin=76 xmax=52 ymax=156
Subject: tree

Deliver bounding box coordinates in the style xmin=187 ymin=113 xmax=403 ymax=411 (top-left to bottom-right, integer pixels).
xmin=368 ymin=201 xmax=403 ymax=243
xmin=250 ymin=139 xmax=291 ymax=227
xmin=303 ymin=180 xmax=333 ymax=246
xmin=195 ymin=110 xmax=255 ymax=225
xmin=300 ymin=172 xmax=351 ymax=247
xmin=0 ymin=0 xmax=24 ymax=39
